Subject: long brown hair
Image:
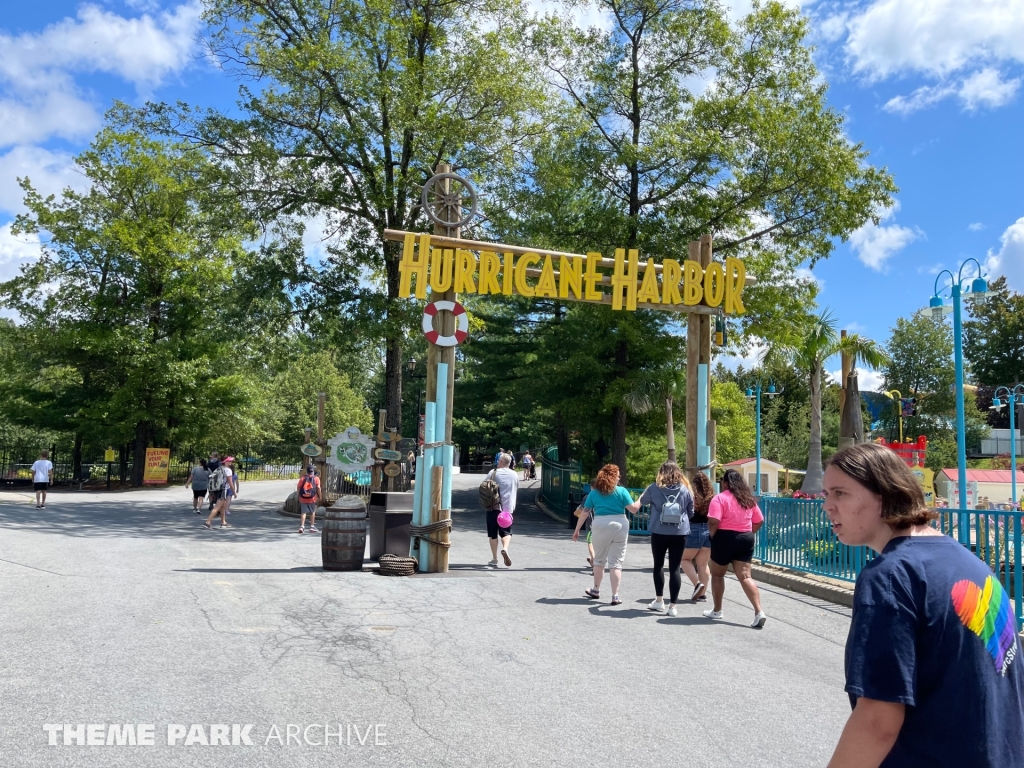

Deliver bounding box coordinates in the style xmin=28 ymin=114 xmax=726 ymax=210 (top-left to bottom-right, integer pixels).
xmin=827 ymin=443 xmax=938 ymax=528
xmin=720 ymin=469 xmax=757 ymax=509
xmin=656 ymin=461 xmax=689 ymax=489
xmin=591 ymin=464 xmax=620 ymax=494
xmin=691 ymin=471 xmax=715 ymax=516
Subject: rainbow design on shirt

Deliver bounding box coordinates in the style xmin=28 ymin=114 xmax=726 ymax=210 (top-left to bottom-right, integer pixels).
xmin=950 ymin=576 xmax=1018 ymax=676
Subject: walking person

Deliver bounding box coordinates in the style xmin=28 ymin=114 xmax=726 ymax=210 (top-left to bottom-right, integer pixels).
xmin=205 ymin=452 xmax=221 ymax=514
xmin=704 ymin=469 xmax=767 ymax=628
xmin=681 ymin=471 xmax=715 ymax=601
xmin=521 ymin=452 xmax=534 ymax=481
xmin=31 ymin=450 xmax=54 ymax=509
xmin=573 ymin=464 xmax=632 ymax=606
xmin=296 ymin=465 xmax=321 ymax=534
xmin=824 ymin=443 xmax=1024 ymax=767
xmin=626 ymin=461 xmax=693 ymax=617
xmin=185 ymin=460 xmax=209 ymax=513
xmin=202 ymin=459 xmax=230 ymax=529
xmin=485 ymin=454 xmax=519 ymax=567
xmin=221 ymin=457 xmax=238 ymax=516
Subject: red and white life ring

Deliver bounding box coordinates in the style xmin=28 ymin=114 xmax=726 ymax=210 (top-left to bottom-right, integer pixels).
xmin=422 ymin=300 xmax=469 ymax=347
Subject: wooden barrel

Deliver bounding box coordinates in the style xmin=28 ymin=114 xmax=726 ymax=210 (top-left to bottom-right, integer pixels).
xmin=321 ymin=495 xmax=368 ymax=571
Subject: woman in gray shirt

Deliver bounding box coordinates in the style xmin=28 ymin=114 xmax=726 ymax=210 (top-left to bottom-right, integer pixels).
xmin=626 ymin=461 xmax=694 ymax=617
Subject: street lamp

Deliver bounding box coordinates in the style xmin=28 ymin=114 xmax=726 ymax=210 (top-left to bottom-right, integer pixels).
xmin=745 ymin=380 xmax=782 ymax=496
xmin=924 ymin=259 xmax=988 ymax=535
xmin=991 ymin=385 xmax=1024 ymax=510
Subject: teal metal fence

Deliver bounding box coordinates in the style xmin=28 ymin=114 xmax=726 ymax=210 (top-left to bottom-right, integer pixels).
xmin=757 ymin=497 xmax=1024 ymax=631
xmin=539 ymin=451 xmax=585 ymax=516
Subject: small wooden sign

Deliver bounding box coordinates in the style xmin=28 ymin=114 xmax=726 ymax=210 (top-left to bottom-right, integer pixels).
xmin=383 ymin=463 xmax=402 ymax=477
xmin=104 ymin=448 xmax=116 ymax=462
xmin=375 ymin=448 xmax=403 ymax=461
xmin=376 ymin=432 xmax=402 ymax=444
xmin=301 ymin=443 xmax=322 ymax=457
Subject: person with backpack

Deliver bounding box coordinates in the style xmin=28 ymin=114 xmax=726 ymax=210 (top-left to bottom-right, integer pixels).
xmin=203 ymin=459 xmax=231 ymax=529
xmin=481 ymin=454 xmax=518 ymax=567
xmin=628 ymin=461 xmax=694 ymax=617
xmin=296 ymin=465 xmax=321 ymax=534
xmin=521 ymin=452 xmax=534 ymax=481
xmin=704 ymin=468 xmax=766 ymax=628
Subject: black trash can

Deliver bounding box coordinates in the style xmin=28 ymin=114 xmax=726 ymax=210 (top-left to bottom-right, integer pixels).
xmin=368 ymin=492 xmax=415 ymax=561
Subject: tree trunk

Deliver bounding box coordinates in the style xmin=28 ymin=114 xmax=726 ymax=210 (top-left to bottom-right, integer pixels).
xmin=804 ymin=364 xmax=824 ymax=494
xmin=384 ymin=240 xmax=403 ymax=437
xmin=130 ymin=421 xmax=153 ymax=487
xmin=666 ymin=396 xmax=676 ymax=463
xmin=119 ymin=444 xmax=129 ymax=487
xmin=555 ymin=412 xmax=569 ymax=464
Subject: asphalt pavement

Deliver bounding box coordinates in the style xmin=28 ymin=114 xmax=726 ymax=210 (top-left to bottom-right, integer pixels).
xmin=0 ymin=473 xmax=853 ymax=767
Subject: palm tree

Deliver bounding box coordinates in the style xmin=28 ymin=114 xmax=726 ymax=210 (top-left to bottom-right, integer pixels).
xmin=623 ymin=367 xmax=687 ymax=464
xmin=766 ymin=310 xmax=888 ymax=494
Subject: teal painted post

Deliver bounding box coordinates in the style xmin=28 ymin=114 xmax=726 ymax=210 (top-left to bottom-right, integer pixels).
xmin=418 ymin=401 xmax=437 ymax=572
xmin=755 ymin=385 xmax=762 ymax=496
xmin=1010 ymin=392 xmax=1018 ymax=511
xmin=409 ymin=454 xmax=425 ymax=559
xmin=952 ymin=283 xmax=970 ymax=543
xmin=697 ymin=364 xmax=709 ymax=478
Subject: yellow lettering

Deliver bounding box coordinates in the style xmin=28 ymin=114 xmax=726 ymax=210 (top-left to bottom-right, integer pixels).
xmin=611 ymin=248 xmax=639 ymax=311
xmin=704 ymin=262 xmax=725 ymax=307
xmin=559 ymin=256 xmax=583 ymax=300
xmin=398 ymin=233 xmax=430 ymax=299
xmin=478 ymin=251 xmax=501 ymax=295
xmin=725 ymin=256 xmax=746 ymax=315
xmin=661 ymin=260 xmax=682 ymax=305
xmin=535 ymin=256 xmax=558 ymax=298
xmin=502 ymin=252 xmax=514 ymax=296
xmin=636 ymin=260 xmax=661 ymax=305
xmin=584 ymin=252 xmax=604 ymax=301
xmin=429 ymin=248 xmax=454 ymax=293
xmin=515 ymin=252 xmax=539 ymax=297
xmin=454 ymin=249 xmax=477 ymax=294
xmin=683 ymin=260 xmax=703 ymax=305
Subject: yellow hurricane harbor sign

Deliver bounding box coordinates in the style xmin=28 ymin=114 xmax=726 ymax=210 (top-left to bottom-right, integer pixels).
xmin=396 ymin=232 xmax=747 ymax=315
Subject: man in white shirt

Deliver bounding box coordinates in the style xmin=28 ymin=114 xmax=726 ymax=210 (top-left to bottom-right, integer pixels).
xmin=487 ymin=454 xmax=520 ymax=568
xmin=31 ymin=450 xmax=54 ymax=509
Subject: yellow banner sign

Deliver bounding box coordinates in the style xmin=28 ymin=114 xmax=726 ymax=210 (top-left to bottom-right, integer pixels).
xmin=143 ymin=448 xmax=171 ymax=485
xmin=104 ymin=448 xmax=116 ymax=462
xmin=396 ymin=232 xmax=746 ymax=314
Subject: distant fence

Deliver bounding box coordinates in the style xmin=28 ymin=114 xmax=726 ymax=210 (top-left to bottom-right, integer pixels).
xmin=758 ymin=497 xmax=1023 ymax=631
xmin=539 ymin=451 xmax=585 ymax=516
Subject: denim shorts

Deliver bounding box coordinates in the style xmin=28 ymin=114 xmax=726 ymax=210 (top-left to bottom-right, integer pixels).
xmin=687 ymin=522 xmax=711 ymax=550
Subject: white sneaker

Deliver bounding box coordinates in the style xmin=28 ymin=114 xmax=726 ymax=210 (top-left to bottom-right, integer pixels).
xmin=751 ymin=611 xmax=767 ymax=628
xmin=703 ymin=609 xmax=724 ymax=620
xmin=667 ymin=605 xmax=678 ymax=617
xmin=488 ymin=559 xmax=499 ymax=567
xmin=648 ymin=600 xmax=667 ymax=613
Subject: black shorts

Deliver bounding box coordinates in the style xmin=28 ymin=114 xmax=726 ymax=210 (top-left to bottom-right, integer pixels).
xmin=486 ymin=509 xmax=512 ymax=539
xmin=193 ymin=489 xmax=207 ymax=499
xmin=33 ymin=482 xmax=48 ymax=492
xmin=710 ymin=529 xmax=756 ymax=566
xmin=208 ymin=490 xmax=223 ymax=504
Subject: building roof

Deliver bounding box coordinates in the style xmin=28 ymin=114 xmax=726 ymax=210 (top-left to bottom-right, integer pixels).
xmin=724 ymin=458 xmax=784 ymax=468
xmin=940 ymin=469 xmax=1024 ymax=484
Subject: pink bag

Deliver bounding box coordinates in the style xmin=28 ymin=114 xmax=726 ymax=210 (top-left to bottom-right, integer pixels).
xmin=496 ymin=510 xmax=513 ymax=528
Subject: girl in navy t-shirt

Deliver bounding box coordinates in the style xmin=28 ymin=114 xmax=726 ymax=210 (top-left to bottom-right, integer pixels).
xmin=823 ymin=443 xmax=1024 ymax=767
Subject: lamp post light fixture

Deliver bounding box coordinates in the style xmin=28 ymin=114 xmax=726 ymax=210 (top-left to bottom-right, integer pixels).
xmin=991 ymin=385 xmax=1024 ymax=510
xmin=745 ymin=380 xmax=782 ymax=496
xmin=924 ymin=259 xmax=988 ymax=540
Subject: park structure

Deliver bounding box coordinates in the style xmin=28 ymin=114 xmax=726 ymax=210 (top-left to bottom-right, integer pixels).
xmin=385 ymin=166 xmax=752 ymax=573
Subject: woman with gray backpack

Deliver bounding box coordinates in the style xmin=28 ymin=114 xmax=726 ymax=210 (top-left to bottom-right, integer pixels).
xmin=626 ymin=461 xmax=694 ymax=617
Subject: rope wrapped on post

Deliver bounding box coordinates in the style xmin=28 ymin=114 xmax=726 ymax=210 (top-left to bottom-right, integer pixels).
xmin=410 ymin=517 xmax=452 ymax=548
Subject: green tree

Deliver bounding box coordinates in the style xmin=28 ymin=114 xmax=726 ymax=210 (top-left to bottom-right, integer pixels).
xmin=143 ymin=0 xmax=545 ymax=439
xmin=881 ymin=315 xmax=955 ymax=439
xmin=2 ymin=126 xmax=256 ymax=485
xmin=963 ymin=276 xmax=1024 ymax=387
xmin=767 ymin=309 xmax=887 ymax=493
xmin=711 ymin=381 xmax=756 ymax=465
xmin=272 ymin=352 xmax=373 ymax=443
xmin=623 ymin=366 xmax=687 ymax=463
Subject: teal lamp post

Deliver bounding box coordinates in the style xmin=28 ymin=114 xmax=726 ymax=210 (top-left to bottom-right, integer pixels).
xmin=926 ymin=259 xmax=988 ymax=542
xmin=991 ymin=385 xmax=1024 ymax=509
xmin=745 ymin=380 xmax=782 ymax=496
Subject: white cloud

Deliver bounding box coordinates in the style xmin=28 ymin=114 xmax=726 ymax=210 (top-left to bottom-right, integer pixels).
xmin=0 ymin=146 xmax=86 ymax=216
xmin=883 ymin=83 xmax=956 ymax=115
xmin=985 ymin=216 xmax=1024 ymax=292
xmin=848 ymin=202 xmax=922 ymax=271
xmin=794 ymin=266 xmax=824 ymax=289
xmin=845 ymin=0 xmax=1024 ymax=81
xmin=830 ymin=367 xmax=885 ymax=392
xmin=843 ymin=321 xmax=866 ymax=334
xmin=958 ymin=67 xmax=1021 ymax=110
xmin=0 ymin=222 xmax=43 ymax=282
xmin=718 ymin=339 xmax=768 ymax=372
xmin=0 ymin=2 xmax=201 ymax=147
xmin=968 ymin=222 xmax=985 ymax=232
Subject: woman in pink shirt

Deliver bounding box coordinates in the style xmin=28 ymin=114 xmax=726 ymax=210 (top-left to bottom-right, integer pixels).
xmin=704 ymin=469 xmax=767 ymax=628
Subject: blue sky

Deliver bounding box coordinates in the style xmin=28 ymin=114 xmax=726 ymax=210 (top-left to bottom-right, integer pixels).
xmin=1 ymin=0 xmax=1022 ymax=391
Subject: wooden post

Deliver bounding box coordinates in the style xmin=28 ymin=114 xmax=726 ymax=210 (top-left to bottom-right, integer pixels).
xmin=429 ymin=464 xmax=443 ymax=572
xmin=315 ymin=392 xmax=326 ymax=491
xmin=424 ymin=163 xmax=458 ymax=573
xmin=707 ymin=419 xmax=717 ymax=479
xmin=685 ymin=240 xmax=701 ymax=482
xmin=839 ymin=329 xmax=851 ymax=417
